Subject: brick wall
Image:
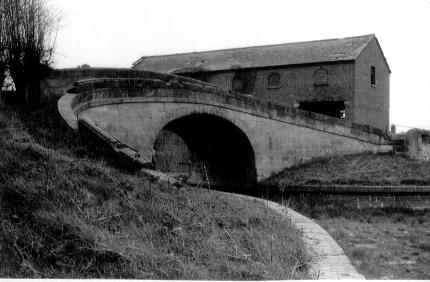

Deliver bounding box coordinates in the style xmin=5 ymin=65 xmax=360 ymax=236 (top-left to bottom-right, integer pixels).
xmin=180 ymin=44 xmax=390 ymax=132
xmin=354 ymin=38 xmax=390 ymax=132
xmin=182 ymin=61 xmax=355 ymax=121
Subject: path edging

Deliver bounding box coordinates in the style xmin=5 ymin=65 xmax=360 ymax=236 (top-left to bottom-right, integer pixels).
xmin=219 ymin=192 xmax=365 ymax=280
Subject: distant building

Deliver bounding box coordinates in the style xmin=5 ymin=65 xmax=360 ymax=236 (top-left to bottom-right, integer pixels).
xmin=77 ymin=64 xmax=90 ymax=69
xmin=133 ymin=34 xmax=390 ymax=132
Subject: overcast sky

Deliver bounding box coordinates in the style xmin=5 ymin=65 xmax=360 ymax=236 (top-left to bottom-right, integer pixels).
xmin=50 ymin=0 xmax=430 ymax=131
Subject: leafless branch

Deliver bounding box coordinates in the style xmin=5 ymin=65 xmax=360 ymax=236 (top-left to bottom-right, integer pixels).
xmin=0 ymin=0 xmax=60 ymax=103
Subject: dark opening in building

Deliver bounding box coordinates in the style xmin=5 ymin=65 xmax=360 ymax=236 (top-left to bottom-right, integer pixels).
xmin=232 ymin=77 xmax=243 ymax=92
xmin=371 ymin=66 xmax=376 ymax=86
xmin=267 ymin=72 xmax=281 ymax=88
xmin=422 ymin=134 xmax=430 ymax=145
xmin=183 ymin=72 xmax=212 ymax=83
xmin=299 ymin=100 xmax=346 ymax=118
xmin=231 ymin=70 xmax=257 ymax=94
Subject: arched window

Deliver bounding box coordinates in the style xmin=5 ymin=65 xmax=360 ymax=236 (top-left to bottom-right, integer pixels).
xmin=371 ymin=66 xmax=376 ymax=86
xmin=267 ymin=73 xmax=281 ymax=88
xmin=232 ymin=71 xmax=256 ymax=94
xmin=232 ymin=77 xmax=243 ymax=92
xmin=313 ymin=67 xmax=329 ymax=86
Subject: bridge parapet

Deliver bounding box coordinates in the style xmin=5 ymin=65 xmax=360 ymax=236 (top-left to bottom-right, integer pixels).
xmin=67 ymin=75 xmax=391 ymax=146
xmin=44 ymin=67 xmax=221 ymax=98
xmin=50 ymin=68 xmax=388 ymax=141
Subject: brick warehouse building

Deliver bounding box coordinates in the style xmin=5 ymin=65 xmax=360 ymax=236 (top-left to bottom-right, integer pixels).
xmin=132 ymin=34 xmax=390 ymax=132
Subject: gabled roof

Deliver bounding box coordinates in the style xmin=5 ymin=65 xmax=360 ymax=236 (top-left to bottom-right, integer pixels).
xmin=132 ymin=34 xmax=382 ymax=74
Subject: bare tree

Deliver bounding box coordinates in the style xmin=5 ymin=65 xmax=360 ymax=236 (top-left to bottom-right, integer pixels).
xmin=2 ymin=0 xmax=58 ymax=104
xmin=0 ymin=1 xmax=7 ymax=90
xmin=0 ymin=1 xmax=7 ymax=107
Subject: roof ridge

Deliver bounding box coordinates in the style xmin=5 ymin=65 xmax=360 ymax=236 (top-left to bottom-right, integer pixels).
xmin=132 ymin=34 xmax=375 ymax=66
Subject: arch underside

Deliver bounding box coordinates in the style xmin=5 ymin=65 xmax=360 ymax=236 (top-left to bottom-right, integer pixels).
xmin=154 ymin=114 xmax=257 ymax=187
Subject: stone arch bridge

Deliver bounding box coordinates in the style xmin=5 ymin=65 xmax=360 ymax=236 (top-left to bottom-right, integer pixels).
xmin=57 ymin=69 xmax=392 ymax=186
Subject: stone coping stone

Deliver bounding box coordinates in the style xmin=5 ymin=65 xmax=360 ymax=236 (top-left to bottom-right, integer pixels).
xmin=57 ymin=93 xmax=78 ymax=130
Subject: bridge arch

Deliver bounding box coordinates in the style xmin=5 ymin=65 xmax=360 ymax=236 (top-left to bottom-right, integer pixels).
xmin=58 ymin=75 xmax=392 ymax=185
xmin=152 ymin=112 xmax=257 ymax=187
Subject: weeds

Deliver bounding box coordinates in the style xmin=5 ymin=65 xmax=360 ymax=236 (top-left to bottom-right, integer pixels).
xmin=0 ymin=101 xmax=309 ymax=279
xmin=256 ymin=154 xmax=430 ymax=280
xmin=265 ymin=152 xmax=430 ymax=187
xmin=418 ymin=243 xmax=430 ymax=252
xmin=290 ymin=194 xmax=430 ymax=279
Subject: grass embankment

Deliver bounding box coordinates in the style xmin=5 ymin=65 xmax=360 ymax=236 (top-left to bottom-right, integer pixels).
xmin=267 ymin=154 xmax=430 ymax=279
xmin=320 ymin=209 xmax=430 ymax=279
xmin=0 ymin=101 xmax=308 ymax=279
xmin=266 ymin=153 xmax=430 ymax=188
xmin=288 ymin=199 xmax=430 ymax=279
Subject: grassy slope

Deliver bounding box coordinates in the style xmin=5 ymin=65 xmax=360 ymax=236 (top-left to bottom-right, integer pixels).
xmin=320 ymin=212 xmax=430 ymax=279
xmin=266 ymin=153 xmax=430 ymax=188
xmin=0 ymin=102 xmax=308 ymax=279
xmin=264 ymin=152 xmax=430 ymax=279
xmin=292 ymin=199 xmax=430 ymax=279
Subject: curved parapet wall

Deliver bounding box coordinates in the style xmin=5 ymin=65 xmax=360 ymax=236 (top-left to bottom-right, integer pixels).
xmin=58 ymin=70 xmax=393 ymax=183
xmin=44 ymin=67 xmax=218 ymax=99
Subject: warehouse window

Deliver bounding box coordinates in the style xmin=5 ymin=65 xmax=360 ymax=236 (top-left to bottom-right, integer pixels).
xmin=267 ymin=73 xmax=281 ymax=89
xmin=232 ymin=71 xmax=257 ymax=94
xmin=371 ymin=66 xmax=376 ymax=86
xmin=232 ymin=77 xmax=243 ymax=92
xmin=313 ymin=67 xmax=329 ymax=86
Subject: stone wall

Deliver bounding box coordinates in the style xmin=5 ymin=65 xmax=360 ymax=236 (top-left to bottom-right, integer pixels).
xmin=405 ymin=129 xmax=430 ymax=161
xmin=79 ymin=100 xmax=392 ymax=182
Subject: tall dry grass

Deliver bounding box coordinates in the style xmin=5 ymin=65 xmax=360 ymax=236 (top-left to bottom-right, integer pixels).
xmin=0 ymin=101 xmax=309 ymax=279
